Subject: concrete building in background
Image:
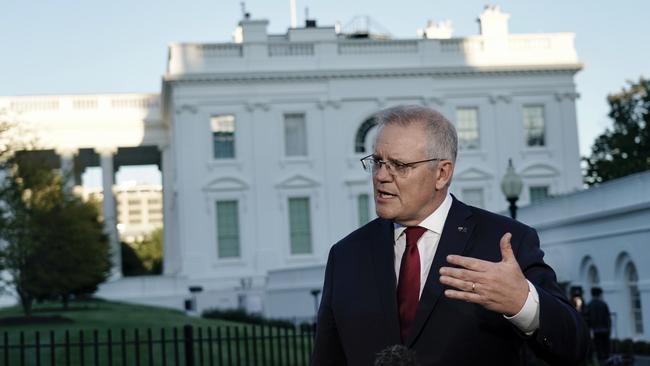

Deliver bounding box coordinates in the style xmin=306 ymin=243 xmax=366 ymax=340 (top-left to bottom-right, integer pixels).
xmin=7 ymin=6 xmax=646 ymax=341
xmin=78 ymin=184 xmax=163 ymax=243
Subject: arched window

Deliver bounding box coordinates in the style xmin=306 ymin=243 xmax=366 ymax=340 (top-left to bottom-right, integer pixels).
xmin=354 ymin=117 xmax=378 ymax=154
xmin=625 ymin=262 xmax=644 ymax=335
xmin=587 ymin=264 xmax=600 ymax=288
xmin=580 ymin=256 xmax=600 ymax=301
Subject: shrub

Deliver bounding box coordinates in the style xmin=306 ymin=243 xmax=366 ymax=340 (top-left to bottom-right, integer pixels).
xmin=202 ymin=308 xmax=294 ymax=329
xmin=611 ymin=338 xmax=650 ymax=355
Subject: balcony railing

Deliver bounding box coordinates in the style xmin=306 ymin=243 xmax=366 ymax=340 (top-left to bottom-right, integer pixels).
xmin=338 ymin=40 xmax=418 ymax=55
xmin=268 ymin=43 xmax=315 ymax=57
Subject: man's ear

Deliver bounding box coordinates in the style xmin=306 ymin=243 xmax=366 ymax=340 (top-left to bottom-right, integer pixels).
xmin=435 ymin=161 xmax=454 ymax=190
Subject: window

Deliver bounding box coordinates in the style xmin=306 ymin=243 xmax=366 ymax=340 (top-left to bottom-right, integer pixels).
xmin=626 ymin=262 xmax=644 ymax=335
xmin=148 ymin=199 xmax=161 ymax=205
xmin=288 ymin=197 xmax=312 ymax=254
xmin=354 ymin=118 xmax=378 ymax=154
xmin=129 ymin=210 xmax=141 ymax=215
xmin=128 ymin=199 xmax=140 ymax=205
xmin=211 ymin=115 xmax=236 ymax=159
xmin=529 ymin=186 xmax=549 ymax=204
xmin=587 ymin=265 xmax=600 ymax=286
xmin=523 ymin=106 xmax=545 ymax=146
xmin=216 ymin=200 xmax=240 ymax=258
xmin=456 ymin=107 xmax=480 ymax=150
xmin=461 ymin=188 xmax=484 ymax=208
xmin=284 ymin=113 xmax=307 ymax=157
xmin=357 ymin=194 xmax=370 ymax=226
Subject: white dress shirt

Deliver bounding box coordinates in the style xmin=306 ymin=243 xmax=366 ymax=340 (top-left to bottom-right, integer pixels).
xmin=393 ymin=193 xmax=540 ymax=334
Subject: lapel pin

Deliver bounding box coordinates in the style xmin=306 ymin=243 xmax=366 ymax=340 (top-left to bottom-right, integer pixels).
xmin=457 ymin=226 xmax=467 ymax=233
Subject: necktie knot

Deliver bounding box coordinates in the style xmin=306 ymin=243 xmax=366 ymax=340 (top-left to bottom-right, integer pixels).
xmin=405 ymin=226 xmax=427 ymax=248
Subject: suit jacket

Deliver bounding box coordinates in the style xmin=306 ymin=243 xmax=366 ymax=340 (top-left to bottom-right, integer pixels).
xmin=312 ymin=197 xmax=588 ymax=366
xmin=585 ymin=298 xmax=611 ymax=334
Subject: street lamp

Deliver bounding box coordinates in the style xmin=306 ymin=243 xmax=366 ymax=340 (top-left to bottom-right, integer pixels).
xmin=310 ymin=289 xmax=321 ymax=320
xmin=500 ymin=159 xmax=523 ymax=220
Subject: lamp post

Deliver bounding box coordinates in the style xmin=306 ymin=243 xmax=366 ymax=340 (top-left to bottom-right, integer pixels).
xmin=310 ymin=289 xmax=321 ymax=320
xmin=500 ymin=159 xmax=523 ymax=220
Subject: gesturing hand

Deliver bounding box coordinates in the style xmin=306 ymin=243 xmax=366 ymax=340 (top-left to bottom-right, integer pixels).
xmin=439 ymin=233 xmax=529 ymax=316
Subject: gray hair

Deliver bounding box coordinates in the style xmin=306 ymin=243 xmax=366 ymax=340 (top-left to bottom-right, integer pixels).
xmin=374 ymin=105 xmax=458 ymax=163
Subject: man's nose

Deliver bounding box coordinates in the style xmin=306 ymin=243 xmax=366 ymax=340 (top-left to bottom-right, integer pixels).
xmin=374 ymin=163 xmax=392 ymax=181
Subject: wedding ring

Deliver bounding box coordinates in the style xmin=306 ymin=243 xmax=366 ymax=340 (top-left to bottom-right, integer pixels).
xmin=471 ymin=282 xmax=476 ymax=292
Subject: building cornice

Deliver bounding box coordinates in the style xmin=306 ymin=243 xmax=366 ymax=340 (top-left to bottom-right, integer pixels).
xmin=163 ymin=64 xmax=583 ymax=85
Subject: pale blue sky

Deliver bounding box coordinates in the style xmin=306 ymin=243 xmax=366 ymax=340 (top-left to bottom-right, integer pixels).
xmin=2 ymin=1 xmax=649 ymax=187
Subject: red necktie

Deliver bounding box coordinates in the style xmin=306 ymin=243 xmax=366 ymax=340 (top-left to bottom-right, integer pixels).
xmin=397 ymin=226 xmax=427 ymax=343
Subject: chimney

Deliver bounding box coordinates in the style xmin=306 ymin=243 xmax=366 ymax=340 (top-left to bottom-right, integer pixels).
xmin=237 ymin=18 xmax=269 ymax=42
xmin=477 ymin=5 xmax=510 ymax=37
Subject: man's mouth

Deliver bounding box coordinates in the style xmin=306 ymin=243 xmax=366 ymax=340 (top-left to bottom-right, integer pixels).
xmin=377 ymin=190 xmax=397 ymax=199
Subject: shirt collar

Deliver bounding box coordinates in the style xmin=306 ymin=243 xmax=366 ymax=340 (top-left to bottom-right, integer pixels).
xmin=393 ymin=192 xmax=453 ymax=241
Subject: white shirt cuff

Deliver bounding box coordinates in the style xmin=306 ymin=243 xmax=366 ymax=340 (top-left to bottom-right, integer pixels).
xmin=503 ymin=280 xmax=540 ymax=335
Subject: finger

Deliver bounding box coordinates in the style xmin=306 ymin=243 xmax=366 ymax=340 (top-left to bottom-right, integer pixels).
xmin=439 ymin=266 xmax=481 ymax=282
xmin=444 ymin=289 xmax=482 ymax=303
xmin=446 ymin=255 xmax=490 ymax=271
xmin=499 ymin=233 xmax=514 ymax=262
xmin=439 ymin=275 xmax=475 ymax=292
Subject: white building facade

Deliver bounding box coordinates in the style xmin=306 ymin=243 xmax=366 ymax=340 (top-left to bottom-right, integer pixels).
xmin=518 ymin=171 xmax=650 ymax=341
xmin=161 ymin=6 xmax=583 ymax=314
xmin=1 ymin=6 xmax=597 ymax=326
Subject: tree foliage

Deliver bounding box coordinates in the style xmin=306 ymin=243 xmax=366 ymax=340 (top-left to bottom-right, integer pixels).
xmin=584 ymin=78 xmax=650 ymax=185
xmin=0 ymin=151 xmax=111 ymax=315
xmin=122 ymin=228 xmax=163 ymax=276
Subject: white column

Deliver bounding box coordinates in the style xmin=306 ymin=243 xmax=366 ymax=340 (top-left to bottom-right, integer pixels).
xmin=96 ymin=147 xmax=121 ymax=279
xmin=159 ymin=142 xmax=181 ymax=275
xmin=555 ymin=92 xmax=582 ymax=192
xmin=56 ymin=148 xmax=78 ymax=194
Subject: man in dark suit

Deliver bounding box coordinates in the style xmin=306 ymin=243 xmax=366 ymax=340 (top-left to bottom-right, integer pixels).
xmin=312 ymin=105 xmax=588 ymax=365
xmin=585 ymin=287 xmax=611 ymax=363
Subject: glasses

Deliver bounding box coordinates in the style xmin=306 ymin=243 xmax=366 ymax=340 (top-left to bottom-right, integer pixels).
xmin=360 ymin=154 xmax=443 ymax=178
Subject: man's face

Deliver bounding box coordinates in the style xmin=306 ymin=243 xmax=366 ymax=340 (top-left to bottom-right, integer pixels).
xmin=372 ymin=122 xmax=449 ymax=226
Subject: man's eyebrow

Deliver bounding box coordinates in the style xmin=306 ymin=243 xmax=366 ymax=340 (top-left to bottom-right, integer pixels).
xmin=387 ymin=157 xmax=406 ymax=165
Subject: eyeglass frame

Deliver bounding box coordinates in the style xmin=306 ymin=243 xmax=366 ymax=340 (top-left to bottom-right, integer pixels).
xmin=360 ymin=154 xmax=444 ymax=177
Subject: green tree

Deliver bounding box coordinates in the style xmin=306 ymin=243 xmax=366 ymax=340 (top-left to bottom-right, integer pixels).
xmin=0 ymin=152 xmax=111 ymax=315
xmin=125 ymin=228 xmax=163 ymax=275
xmin=584 ymin=78 xmax=650 ymax=185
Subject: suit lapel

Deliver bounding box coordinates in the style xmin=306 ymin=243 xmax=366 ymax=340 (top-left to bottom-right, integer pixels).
xmin=369 ymin=219 xmax=401 ymax=344
xmin=406 ymin=197 xmax=475 ymax=346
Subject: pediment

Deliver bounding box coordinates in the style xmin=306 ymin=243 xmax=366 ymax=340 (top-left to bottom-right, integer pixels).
xmin=455 ymin=167 xmax=492 ymax=181
xmin=202 ymin=176 xmax=249 ymax=192
xmin=520 ymin=163 xmax=559 ymax=178
xmin=344 ymin=177 xmax=372 ymax=187
xmin=275 ymin=174 xmax=320 ymax=189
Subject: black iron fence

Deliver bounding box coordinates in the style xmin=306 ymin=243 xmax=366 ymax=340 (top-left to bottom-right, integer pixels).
xmin=2 ymin=324 xmax=316 ymax=366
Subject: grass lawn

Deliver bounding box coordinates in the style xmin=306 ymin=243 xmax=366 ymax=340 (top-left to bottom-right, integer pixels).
xmin=0 ymin=300 xmax=237 ymax=333
xmin=0 ymin=298 xmax=236 ymax=333
xmin=0 ymin=299 xmax=314 ymax=366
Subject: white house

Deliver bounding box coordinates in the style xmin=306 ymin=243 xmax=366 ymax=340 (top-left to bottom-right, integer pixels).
xmin=2 ymin=6 xmax=618 ymax=334
xmin=159 ymin=5 xmax=583 ymax=317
